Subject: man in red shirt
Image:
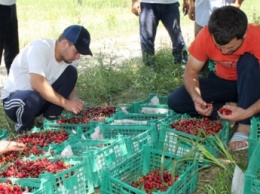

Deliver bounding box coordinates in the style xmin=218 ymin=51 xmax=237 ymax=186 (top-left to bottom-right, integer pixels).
xmin=168 ymin=6 xmax=260 ymax=151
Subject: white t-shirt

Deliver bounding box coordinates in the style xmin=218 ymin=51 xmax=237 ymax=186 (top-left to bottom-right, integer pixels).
xmin=195 ymin=0 xmax=233 ymax=27
xmin=0 ymin=0 xmax=16 ymax=5
xmin=140 ymin=0 xmax=178 ymax=3
xmin=0 ymin=38 xmax=73 ymax=100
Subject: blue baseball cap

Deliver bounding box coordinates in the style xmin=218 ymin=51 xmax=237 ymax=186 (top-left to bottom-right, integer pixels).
xmin=62 ymin=25 xmax=92 ymax=55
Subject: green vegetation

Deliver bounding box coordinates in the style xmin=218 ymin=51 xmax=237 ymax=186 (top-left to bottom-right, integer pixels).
xmin=1 ymin=0 xmax=259 ymax=193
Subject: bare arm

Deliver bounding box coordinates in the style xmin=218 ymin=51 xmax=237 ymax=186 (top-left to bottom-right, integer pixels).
xmin=30 ymin=73 xmax=84 ymax=114
xmin=184 ymin=56 xmax=213 ymax=116
xmin=183 ymin=0 xmax=189 ymax=15
xmin=218 ymin=99 xmax=260 ymax=122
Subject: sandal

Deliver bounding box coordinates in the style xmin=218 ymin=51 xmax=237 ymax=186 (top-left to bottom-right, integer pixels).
xmin=228 ymin=132 xmax=248 ymax=151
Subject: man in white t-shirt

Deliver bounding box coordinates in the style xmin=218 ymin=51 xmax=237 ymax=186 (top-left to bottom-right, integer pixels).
xmin=187 ymin=0 xmax=243 ymax=37
xmin=0 ymin=0 xmax=19 ymax=74
xmin=0 ymin=25 xmax=92 ymax=132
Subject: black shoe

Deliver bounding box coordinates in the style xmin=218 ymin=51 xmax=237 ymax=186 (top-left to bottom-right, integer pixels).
xmin=173 ymin=50 xmax=188 ymax=64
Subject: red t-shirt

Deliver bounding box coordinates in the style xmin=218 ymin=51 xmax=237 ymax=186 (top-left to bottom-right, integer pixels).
xmin=189 ymin=24 xmax=260 ymax=80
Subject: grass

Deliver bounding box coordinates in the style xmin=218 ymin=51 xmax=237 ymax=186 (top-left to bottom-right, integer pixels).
xmin=1 ymin=0 xmax=259 ymax=193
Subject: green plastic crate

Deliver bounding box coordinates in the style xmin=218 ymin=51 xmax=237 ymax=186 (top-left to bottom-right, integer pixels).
xmin=138 ymin=93 xmax=168 ymax=105
xmin=108 ymin=110 xmax=182 ymax=125
xmin=248 ymin=116 xmax=260 ymax=160
xmin=157 ymin=119 xmax=230 ymax=166
xmin=97 ymin=122 xmax=158 ymax=152
xmin=124 ymin=101 xmax=169 ymax=114
xmin=0 ymin=129 xmax=9 ymax=140
xmin=22 ymin=127 xmax=81 ymax=158
xmin=244 ymin=138 xmax=260 ymax=194
xmin=43 ymin=119 xmax=98 ymax=135
xmin=38 ymin=158 xmax=87 ymax=194
xmin=109 ymin=110 xmax=161 ymax=123
xmin=0 ymin=158 xmax=87 ymax=194
xmin=0 ymin=178 xmax=50 ymax=194
xmin=76 ymin=137 xmax=134 ymax=193
xmin=208 ymin=59 xmax=216 ymax=72
xmin=52 ymin=136 xmax=133 ymax=193
xmin=100 ymin=145 xmax=198 ymax=194
xmin=67 ymin=138 xmax=119 ymax=155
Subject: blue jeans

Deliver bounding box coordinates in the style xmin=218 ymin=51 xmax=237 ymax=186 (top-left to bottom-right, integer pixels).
xmin=168 ymin=53 xmax=260 ymax=125
xmin=139 ymin=2 xmax=186 ymax=65
xmin=3 ymin=65 xmax=77 ymax=132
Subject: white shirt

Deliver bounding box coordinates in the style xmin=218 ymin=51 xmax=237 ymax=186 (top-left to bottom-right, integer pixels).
xmin=195 ymin=0 xmax=233 ymax=27
xmin=0 ymin=0 xmax=16 ymax=5
xmin=0 ymin=39 xmax=72 ymax=100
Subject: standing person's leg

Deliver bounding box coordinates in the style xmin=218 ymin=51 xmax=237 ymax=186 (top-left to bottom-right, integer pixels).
xmin=0 ymin=5 xmax=10 ymax=69
xmin=168 ymin=71 xmax=237 ymax=119
xmin=3 ymin=90 xmax=45 ymax=132
xmin=139 ymin=3 xmax=159 ymax=66
xmin=4 ymin=4 xmax=19 ymax=74
xmin=41 ymin=65 xmax=78 ymax=118
xmin=160 ymin=2 xmax=187 ymax=64
xmin=228 ymin=53 xmax=260 ymax=151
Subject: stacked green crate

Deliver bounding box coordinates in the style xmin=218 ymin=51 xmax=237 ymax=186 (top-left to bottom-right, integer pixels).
xmin=244 ymin=138 xmax=260 ymax=194
xmin=50 ymin=136 xmax=133 ymax=193
xmin=38 ymin=157 xmax=87 ymax=194
xmin=69 ymin=136 xmax=134 ymax=193
xmin=248 ymin=116 xmax=260 ymax=160
xmin=108 ymin=110 xmax=163 ymax=123
xmin=0 ymin=128 xmax=9 ymax=140
xmin=43 ymin=119 xmax=98 ymax=135
xmin=138 ymin=93 xmax=168 ymax=105
xmin=97 ymin=122 xmax=158 ymax=152
xmin=0 ymin=157 xmax=87 ymax=194
xmin=121 ymin=93 xmax=171 ymax=116
xmin=208 ymin=59 xmax=216 ymax=72
xmin=101 ymin=145 xmax=198 ymax=194
xmin=123 ymin=101 xmax=169 ymax=114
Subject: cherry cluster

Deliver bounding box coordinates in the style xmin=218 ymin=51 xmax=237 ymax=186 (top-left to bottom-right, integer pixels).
xmin=0 ymin=181 xmax=23 ymax=194
xmin=171 ymin=117 xmax=223 ymax=136
xmin=218 ymin=107 xmax=232 ymax=115
xmin=0 ymin=158 xmax=70 ymax=178
xmin=57 ymin=106 xmax=116 ymax=124
xmin=0 ymin=130 xmax=69 ymax=164
xmin=12 ymin=130 xmax=69 ymax=147
xmin=131 ymin=169 xmax=178 ymax=193
xmin=80 ymin=106 xmax=116 ymax=117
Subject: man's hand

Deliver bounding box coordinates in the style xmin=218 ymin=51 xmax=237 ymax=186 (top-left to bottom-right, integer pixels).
xmin=193 ymin=97 xmax=213 ymax=117
xmin=218 ymin=105 xmax=250 ymax=122
xmin=188 ymin=0 xmax=195 ymax=20
xmin=0 ymin=141 xmax=25 ymax=154
xmin=131 ymin=0 xmax=140 ymax=16
xmin=64 ymin=99 xmax=84 ymax=114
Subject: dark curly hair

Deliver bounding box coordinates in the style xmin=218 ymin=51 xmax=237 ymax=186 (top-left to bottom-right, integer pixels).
xmin=208 ymin=6 xmax=248 ymax=45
